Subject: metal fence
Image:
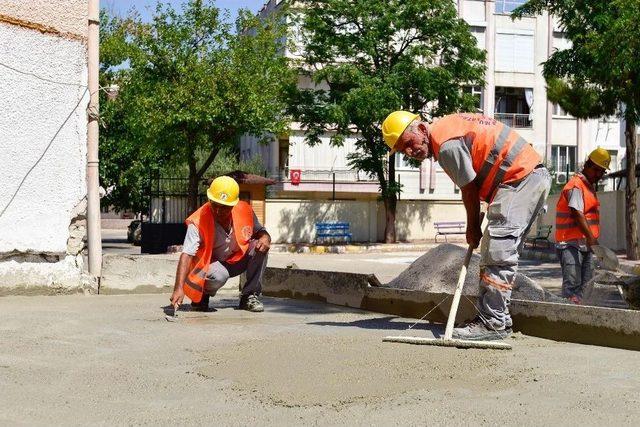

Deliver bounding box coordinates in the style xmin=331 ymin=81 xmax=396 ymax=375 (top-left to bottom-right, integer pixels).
xmin=145 ymin=172 xmax=208 ymax=224
xmin=495 ymin=113 xmax=532 ymax=128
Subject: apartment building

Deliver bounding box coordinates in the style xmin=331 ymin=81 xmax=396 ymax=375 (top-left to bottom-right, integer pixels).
xmin=241 ymin=0 xmax=626 ymax=199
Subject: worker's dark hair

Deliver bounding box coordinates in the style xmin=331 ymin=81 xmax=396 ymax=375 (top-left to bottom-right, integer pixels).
xmin=584 ymin=159 xmax=596 ymax=170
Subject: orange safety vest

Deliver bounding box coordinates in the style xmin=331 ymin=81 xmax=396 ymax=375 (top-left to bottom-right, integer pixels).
xmin=183 ymin=201 xmax=255 ymax=303
xmin=555 ymin=174 xmax=600 ymax=242
xmin=429 ymin=114 xmax=541 ymax=201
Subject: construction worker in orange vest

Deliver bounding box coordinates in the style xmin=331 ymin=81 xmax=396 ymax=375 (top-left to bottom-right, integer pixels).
xmin=382 ymin=111 xmax=551 ymax=341
xmin=555 ymin=148 xmax=610 ymax=304
xmin=170 ymin=176 xmax=271 ymax=312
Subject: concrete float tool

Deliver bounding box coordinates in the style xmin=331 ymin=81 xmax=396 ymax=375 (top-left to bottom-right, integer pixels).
xmin=384 ymin=215 xmax=512 ymax=350
xmin=165 ymin=303 xmax=179 ymax=322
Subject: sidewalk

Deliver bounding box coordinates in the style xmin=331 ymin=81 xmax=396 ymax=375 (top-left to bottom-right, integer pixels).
xmin=270 ymin=239 xmax=461 ymax=254
xmin=520 ymin=244 xmax=640 ymax=274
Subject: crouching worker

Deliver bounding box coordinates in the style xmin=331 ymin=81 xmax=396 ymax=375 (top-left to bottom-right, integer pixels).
xmin=170 ymin=176 xmax=271 ymax=312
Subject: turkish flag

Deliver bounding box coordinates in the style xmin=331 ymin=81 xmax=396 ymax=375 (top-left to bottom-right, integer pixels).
xmin=290 ymin=169 xmax=301 ymax=185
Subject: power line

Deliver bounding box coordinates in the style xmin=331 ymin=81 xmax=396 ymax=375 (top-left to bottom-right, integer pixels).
xmin=0 ymin=87 xmax=89 ymax=218
xmin=0 ymin=61 xmax=87 ymax=88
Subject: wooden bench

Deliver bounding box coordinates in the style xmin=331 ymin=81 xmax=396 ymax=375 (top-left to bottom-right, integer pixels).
xmin=315 ymin=222 xmax=352 ymax=243
xmin=525 ymin=224 xmax=553 ymax=249
xmin=434 ymin=221 xmax=466 ymax=242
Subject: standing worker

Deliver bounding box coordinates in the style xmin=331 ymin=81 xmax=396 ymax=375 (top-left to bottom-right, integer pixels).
xmin=170 ymin=176 xmax=271 ymax=312
xmin=382 ymin=111 xmax=551 ymax=341
xmin=555 ymin=148 xmax=610 ymax=304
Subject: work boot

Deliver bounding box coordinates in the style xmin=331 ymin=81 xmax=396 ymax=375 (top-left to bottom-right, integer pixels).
xmin=239 ymin=293 xmax=264 ymax=312
xmin=190 ymin=294 xmax=210 ymax=312
xmin=452 ymin=318 xmax=510 ymax=341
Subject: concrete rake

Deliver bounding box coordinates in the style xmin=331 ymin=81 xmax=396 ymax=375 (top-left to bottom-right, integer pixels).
xmin=384 ymin=218 xmax=512 ymax=350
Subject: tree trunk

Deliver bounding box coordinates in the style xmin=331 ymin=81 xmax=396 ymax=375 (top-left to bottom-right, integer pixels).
xmin=383 ymin=155 xmax=398 ymax=243
xmin=625 ymin=119 xmax=639 ymax=260
xmin=383 ymin=194 xmax=397 ymax=243
xmin=187 ymin=150 xmax=199 ymax=214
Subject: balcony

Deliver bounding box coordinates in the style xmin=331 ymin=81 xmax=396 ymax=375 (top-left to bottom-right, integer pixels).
xmin=273 ymin=168 xmax=380 ymax=196
xmin=278 ymin=168 xmax=377 ymax=182
xmin=495 ymin=113 xmax=532 ymax=128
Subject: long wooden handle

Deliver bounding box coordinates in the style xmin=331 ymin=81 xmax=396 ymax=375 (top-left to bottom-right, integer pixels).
xmin=443 ymin=213 xmax=486 ymax=340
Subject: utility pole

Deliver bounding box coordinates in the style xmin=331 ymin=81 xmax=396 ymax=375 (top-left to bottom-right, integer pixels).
xmin=87 ymin=0 xmax=102 ymax=279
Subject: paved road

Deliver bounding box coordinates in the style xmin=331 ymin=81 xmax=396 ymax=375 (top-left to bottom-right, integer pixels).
xmin=1 ymin=292 xmax=638 ymax=426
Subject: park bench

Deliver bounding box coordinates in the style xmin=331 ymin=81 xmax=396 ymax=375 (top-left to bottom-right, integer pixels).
xmin=434 ymin=221 xmax=466 ymax=242
xmin=315 ymin=222 xmax=352 ymax=244
xmin=525 ymin=224 xmax=553 ymax=249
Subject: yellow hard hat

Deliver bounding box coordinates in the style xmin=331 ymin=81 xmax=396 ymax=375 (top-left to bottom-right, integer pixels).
xmin=207 ymin=176 xmax=239 ymax=206
xmin=381 ymin=111 xmax=419 ymax=153
xmin=588 ymin=147 xmax=611 ymax=170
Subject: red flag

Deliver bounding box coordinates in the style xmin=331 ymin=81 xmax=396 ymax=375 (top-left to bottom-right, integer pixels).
xmin=290 ymin=169 xmax=301 ymax=185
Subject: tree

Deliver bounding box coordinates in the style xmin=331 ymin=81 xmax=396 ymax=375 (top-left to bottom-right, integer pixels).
xmin=513 ymin=0 xmax=640 ymax=259
xmin=290 ymin=0 xmax=485 ymax=242
xmin=99 ymin=0 xmax=296 ymax=213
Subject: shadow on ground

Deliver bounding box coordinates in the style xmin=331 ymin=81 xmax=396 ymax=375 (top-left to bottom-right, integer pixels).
xmin=308 ymin=315 xmax=444 ymax=336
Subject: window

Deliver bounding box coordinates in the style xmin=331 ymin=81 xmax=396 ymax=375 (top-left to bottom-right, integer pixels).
xmin=553 ymin=103 xmax=571 ymax=117
xmin=463 ymin=86 xmax=484 ymax=112
xmin=495 ymin=87 xmax=532 ymax=128
xmin=551 ymin=145 xmax=576 ymax=183
xmin=496 ymin=0 xmax=527 ymax=14
xmin=608 ymin=150 xmax=618 ymax=171
xmin=469 ymin=26 xmax=485 ymax=49
xmin=394 ymin=153 xmax=418 ymax=170
xmin=278 ymin=138 xmax=290 ymax=173
xmin=496 ymin=31 xmax=534 ymax=72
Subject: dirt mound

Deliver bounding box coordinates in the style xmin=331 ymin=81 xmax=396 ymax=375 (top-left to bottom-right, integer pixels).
xmin=386 ymin=243 xmax=558 ymax=302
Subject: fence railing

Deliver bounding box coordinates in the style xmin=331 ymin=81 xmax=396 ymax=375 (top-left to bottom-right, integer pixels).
xmin=495 ymin=113 xmax=532 ymax=128
xmin=145 ymin=173 xmax=209 ymax=224
xmin=278 ymin=168 xmax=377 ymax=182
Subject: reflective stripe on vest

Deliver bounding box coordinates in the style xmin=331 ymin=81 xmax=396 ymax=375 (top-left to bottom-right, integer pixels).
xmin=555 ymin=174 xmax=600 ymax=242
xmin=182 ymin=201 xmax=255 ymax=303
xmin=429 ymin=114 xmax=541 ymax=201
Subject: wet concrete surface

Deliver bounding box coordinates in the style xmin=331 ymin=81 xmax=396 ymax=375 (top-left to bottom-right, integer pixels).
xmin=1 ymin=292 xmax=639 ymax=425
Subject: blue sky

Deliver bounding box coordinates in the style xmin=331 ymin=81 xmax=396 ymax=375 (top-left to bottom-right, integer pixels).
xmin=105 ymin=0 xmax=268 ymax=23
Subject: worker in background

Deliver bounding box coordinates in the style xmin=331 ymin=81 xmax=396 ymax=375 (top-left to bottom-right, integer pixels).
xmin=555 ymin=148 xmax=610 ymax=304
xmin=170 ymin=176 xmax=271 ymax=312
xmin=382 ymin=111 xmax=551 ymax=341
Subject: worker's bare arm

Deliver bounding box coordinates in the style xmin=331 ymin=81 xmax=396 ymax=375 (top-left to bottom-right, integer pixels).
xmin=570 ymin=207 xmax=598 ymax=247
xmin=460 ymin=181 xmax=482 ymax=249
xmin=170 ymin=253 xmax=193 ymax=307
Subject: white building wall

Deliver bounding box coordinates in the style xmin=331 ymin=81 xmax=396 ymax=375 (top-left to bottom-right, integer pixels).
xmin=251 ymin=0 xmax=623 ymax=201
xmin=0 ymin=2 xmax=92 ymax=294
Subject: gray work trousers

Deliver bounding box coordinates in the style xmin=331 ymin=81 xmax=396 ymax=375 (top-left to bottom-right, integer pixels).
xmin=204 ymin=247 xmax=268 ymax=297
xmin=479 ymin=167 xmax=552 ymax=329
xmin=558 ymin=246 xmax=594 ymax=299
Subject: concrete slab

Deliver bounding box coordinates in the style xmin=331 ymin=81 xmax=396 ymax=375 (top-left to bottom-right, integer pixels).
xmin=1 ymin=292 xmax=639 ymax=425
xmin=263 ymin=267 xmax=640 ymax=351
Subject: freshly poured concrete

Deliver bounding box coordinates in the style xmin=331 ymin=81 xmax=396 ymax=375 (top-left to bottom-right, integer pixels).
xmin=1 ymin=292 xmax=639 ymax=425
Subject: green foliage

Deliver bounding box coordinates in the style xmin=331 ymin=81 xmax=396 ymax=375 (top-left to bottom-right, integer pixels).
xmin=513 ymin=0 xmax=640 ymax=257
xmin=290 ymin=0 xmax=485 ymax=200
xmin=513 ymin=0 xmax=640 ymax=123
xmin=99 ymin=0 xmax=296 ymax=213
xmin=170 ymin=146 xmax=266 ymax=178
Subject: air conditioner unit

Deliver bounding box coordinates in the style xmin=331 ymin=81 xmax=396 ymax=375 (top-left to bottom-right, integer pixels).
xmin=556 ymin=173 xmax=567 ymax=184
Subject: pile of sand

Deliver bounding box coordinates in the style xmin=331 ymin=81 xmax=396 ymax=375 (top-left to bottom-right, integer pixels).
xmin=386 ymin=243 xmax=561 ymax=302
